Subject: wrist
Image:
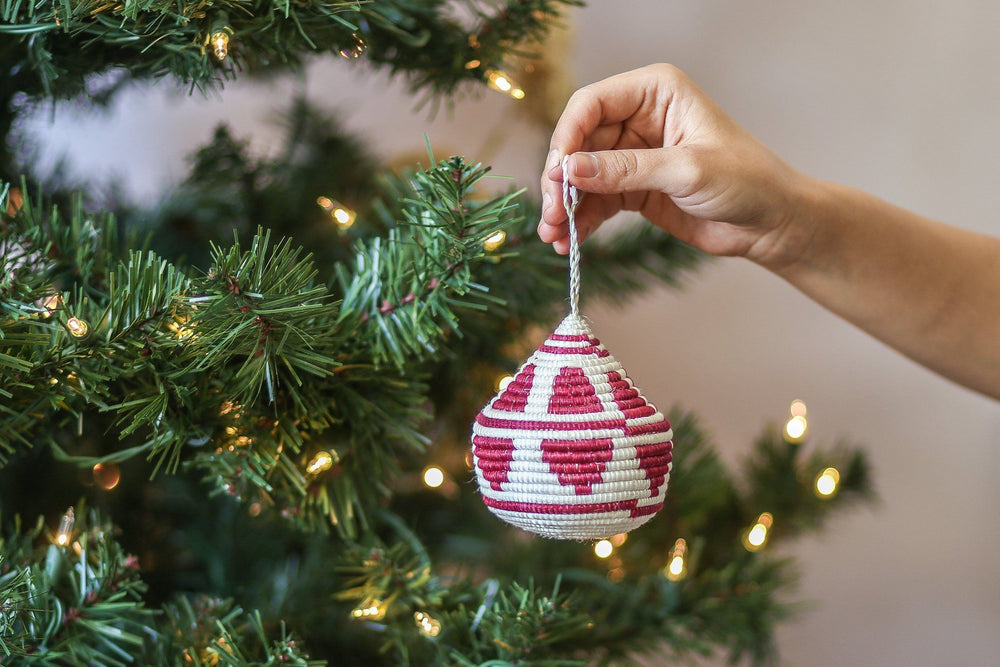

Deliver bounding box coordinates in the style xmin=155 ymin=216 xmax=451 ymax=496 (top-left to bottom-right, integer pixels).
xmin=746 ymin=172 xmax=829 ymax=275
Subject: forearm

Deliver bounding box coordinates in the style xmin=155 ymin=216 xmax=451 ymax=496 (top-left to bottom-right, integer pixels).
xmin=766 ymin=177 xmax=1000 ymax=398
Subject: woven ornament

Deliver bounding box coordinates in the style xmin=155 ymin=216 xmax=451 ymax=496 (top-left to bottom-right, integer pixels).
xmin=471 ymin=157 xmax=674 ymax=540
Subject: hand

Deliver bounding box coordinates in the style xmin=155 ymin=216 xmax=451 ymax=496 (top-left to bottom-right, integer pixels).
xmin=538 ymin=63 xmax=809 ymax=269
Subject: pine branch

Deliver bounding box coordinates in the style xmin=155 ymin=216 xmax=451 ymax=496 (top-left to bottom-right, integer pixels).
xmin=151 ymin=597 xmax=322 ymax=666
xmin=0 ymin=509 xmax=154 ymax=663
xmin=339 ymin=408 xmax=874 ymax=666
xmin=337 ymin=158 xmax=519 ymax=370
xmin=0 ymin=156 xmax=531 ymax=540
xmin=0 ymin=508 xmax=324 ymax=665
xmin=1 ymin=0 xmax=581 ymax=100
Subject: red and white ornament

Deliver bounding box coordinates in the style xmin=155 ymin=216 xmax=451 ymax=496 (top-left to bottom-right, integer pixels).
xmin=470 ymin=157 xmax=674 ymax=540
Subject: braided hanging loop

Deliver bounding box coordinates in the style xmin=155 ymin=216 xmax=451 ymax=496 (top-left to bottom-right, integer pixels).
xmin=470 ymin=155 xmax=674 ymax=540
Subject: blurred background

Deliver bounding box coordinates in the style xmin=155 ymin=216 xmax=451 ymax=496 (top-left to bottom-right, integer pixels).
xmin=17 ymin=0 xmax=1000 ymax=663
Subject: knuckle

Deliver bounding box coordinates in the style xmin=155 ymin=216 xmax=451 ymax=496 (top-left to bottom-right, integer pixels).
xmin=672 ymin=147 xmax=708 ymax=197
xmin=568 ymin=86 xmax=597 ymax=109
xmin=649 ymin=62 xmax=686 ymax=83
xmin=608 ymin=151 xmax=640 ymax=181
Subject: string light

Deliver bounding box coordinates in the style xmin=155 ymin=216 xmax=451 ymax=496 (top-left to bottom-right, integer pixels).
xmin=414 ymin=611 xmax=442 ymax=638
xmin=208 ymin=16 xmax=234 ymax=61
xmin=66 ymin=317 xmax=89 ymax=338
xmin=485 ymin=70 xmax=526 ymax=100
xmin=815 ymin=467 xmax=841 ymax=498
xmin=211 ymin=30 xmax=232 ymax=61
xmin=496 ymin=374 xmax=514 ymax=392
xmin=317 ymin=196 xmax=357 ymax=229
xmin=664 ymin=538 xmax=688 ymax=582
xmin=465 ymin=59 xmax=482 ymax=69
xmin=49 ymin=371 xmax=78 ymax=387
xmin=609 ymin=533 xmax=628 ymax=547
xmin=743 ymin=512 xmax=773 ymax=552
xmin=422 ymin=465 xmax=445 ymax=489
xmin=593 ymin=539 xmax=614 ymax=559
xmin=351 ymin=598 xmax=387 ymax=621
xmin=92 ymin=462 xmax=121 ymax=490
xmin=306 ymin=450 xmax=339 ymax=476
xmin=168 ymin=315 xmax=194 ymax=340
xmin=339 ymin=33 xmax=367 ymax=59
xmin=40 ymin=293 xmax=62 ymax=317
xmin=483 ymin=230 xmax=507 ymax=252
xmin=790 ymin=399 xmax=807 ymax=417
xmin=55 ymin=507 xmax=75 ymax=546
xmin=219 ymin=400 xmax=242 ymax=417
xmin=783 ymin=399 xmax=808 ymax=443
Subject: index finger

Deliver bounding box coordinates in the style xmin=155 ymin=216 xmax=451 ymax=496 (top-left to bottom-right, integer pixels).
xmin=540 ymin=64 xmax=681 ymax=223
xmin=550 ymin=63 xmax=681 ymax=158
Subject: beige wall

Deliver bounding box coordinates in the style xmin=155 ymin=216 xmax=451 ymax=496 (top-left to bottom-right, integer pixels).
xmin=24 ymin=1 xmax=1000 ymax=663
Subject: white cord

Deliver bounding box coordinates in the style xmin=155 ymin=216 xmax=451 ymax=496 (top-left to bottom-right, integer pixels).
xmin=561 ymin=155 xmax=581 ymax=318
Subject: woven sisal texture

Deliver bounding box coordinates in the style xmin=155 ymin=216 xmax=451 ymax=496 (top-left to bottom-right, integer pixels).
xmin=472 ymin=313 xmax=673 ymax=540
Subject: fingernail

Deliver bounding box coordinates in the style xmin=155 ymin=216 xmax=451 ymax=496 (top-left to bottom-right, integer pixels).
xmin=543 ymin=148 xmax=559 ymax=173
xmin=572 ymin=153 xmax=601 ymax=179
xmin=541 ymin=192 xmax=553 ymax=211
xmin=547 ymin=148 xmax=560 ymax=165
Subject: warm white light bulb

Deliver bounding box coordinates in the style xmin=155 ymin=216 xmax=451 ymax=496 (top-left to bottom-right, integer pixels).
xmin=790 ymin=399 xmax=808 ymax=417
xmin=593 ymin=539 xmax=614 ymax=558
xmin=485 ymin=70 xmax=525 ymax=99
xmin=307 ymin=451 xmax=337 ymax=475
xmin=168 ymin=316 xmax=194 ymax=340
xmin=743 ymin=513 xmax=773 ymax=552
xmin=333 ymin=208 xmax=353 ymax=225
xmin=55 ymin=507 xmax=75 ymax=546
xmin=339 ymin=33 xmax=366 ymax=59
xmin=747 ymin=525 xmax=767 ymax=547
xmin=351 ymin=598 xmax=387 ymax=621
xmin=212 ymin=31 xmax=230 ymax=61
xmin=815 ymin=467 xmax=841 ymax=497
xmin=784 ymin=415 xmax=808 ymax=442
xmin=41 ymin=293 xmax=62 ymax=316
xmin=414 ymin=611 xmax=442 ymax=637
xmin=665 ymin=538 xmax=688 ymax=581
xmin=317 ymin=196 xmax=356 ymax=228
xmin=66 ymin=317 xmax=89 ymax=338
xmin=422 ymin=466 xmax=445 ymax=489
xmin=483 ymin=230 xmax=507 ymax=251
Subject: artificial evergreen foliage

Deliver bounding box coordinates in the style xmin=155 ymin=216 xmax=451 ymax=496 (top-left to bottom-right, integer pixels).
xmin=1 ymin=2 xmax=875 ymax=664
xmin=0 ymin=0 xmax=580 ymax=97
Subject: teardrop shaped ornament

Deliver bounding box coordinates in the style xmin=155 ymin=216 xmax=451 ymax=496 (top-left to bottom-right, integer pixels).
xmin=472 ymin=313 xmax=673 ymax=539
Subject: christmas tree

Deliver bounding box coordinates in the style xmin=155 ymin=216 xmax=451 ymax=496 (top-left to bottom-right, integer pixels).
xmin=1 ymin=2 xmax=874 ymax=664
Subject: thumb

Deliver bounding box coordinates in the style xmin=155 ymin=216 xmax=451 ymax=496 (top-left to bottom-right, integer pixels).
xmin=565 ymin=147 xmax=698 ymax=196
